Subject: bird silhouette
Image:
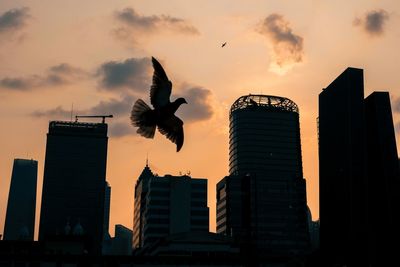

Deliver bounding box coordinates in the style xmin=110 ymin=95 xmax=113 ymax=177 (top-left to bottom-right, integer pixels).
xmin=130 ymin=57 xmax=187 ymax=152
xmin=221 ymin=42 xmax=227 ymax=47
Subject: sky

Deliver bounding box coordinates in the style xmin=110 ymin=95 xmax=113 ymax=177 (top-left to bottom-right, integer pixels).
xmin=0 ymin=0 xmax=399 ymax=239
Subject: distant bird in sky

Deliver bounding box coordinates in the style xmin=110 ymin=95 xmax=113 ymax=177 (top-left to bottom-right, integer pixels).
xmin=130 ymin=57 xmax=187 ymax=152
xmin=221 ymin=42 xmax=227 ymax=47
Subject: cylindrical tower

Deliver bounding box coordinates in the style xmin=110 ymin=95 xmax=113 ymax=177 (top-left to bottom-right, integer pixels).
xmin=229 ymin=94 xmax=302 ymax=177
xmin=228 ymin=94 xmax=309 ymax=254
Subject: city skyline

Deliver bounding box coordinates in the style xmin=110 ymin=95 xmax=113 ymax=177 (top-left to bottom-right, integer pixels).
xmin=1 ymin=0 xmax=400 ymax=239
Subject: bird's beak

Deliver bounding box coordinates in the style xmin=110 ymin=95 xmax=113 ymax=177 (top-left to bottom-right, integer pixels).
xmin=184 ymin=100 xmax=188 ymax=104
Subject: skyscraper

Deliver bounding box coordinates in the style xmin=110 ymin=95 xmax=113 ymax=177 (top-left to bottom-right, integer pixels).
xmin=133 ymin=164 xmax=209 ymax=249
xmin=318 ymin=68 xmax=368 ymax=265
xmin=217 ymin=95 xmax=310 ymax=255
xmin=39 ymin=121 xmax=108 ymax=254
xmin=318 ymin=68 xmax=400 ymax=266
xmin=364 ymin=92 xmax=400 ymax=264
xmin=3 ymin=159 xmax=38 ymax=241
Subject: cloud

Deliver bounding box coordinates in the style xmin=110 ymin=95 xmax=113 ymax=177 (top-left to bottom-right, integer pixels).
xmin=258 ymin=14 xmax=304 ymax=67
xmin=31 ymin=106 xmax=73 ymax=118
xmin=0 ymin=63 xmax=89 ymax=90
xmin=97 ymin=57 xmax=151 ymax=92
xmin=112 ymin=7 xmax=199 ymax=45
xmin=115 ymin=7 xmax=199 ymax=35
xmin=45 ymin=63 xmax=89 ymax=85
xmin=354 ymin=9 xmax=390 ymax=36
xmin=174 ymin=86 xmax=214 ymax=123
xmin=89 ymin=95 xmax=134 ymax=116
xmin=0 ymin=7 xmax=30 ymax=33
xmin=0 ymin=76 xmax=41 ymax=90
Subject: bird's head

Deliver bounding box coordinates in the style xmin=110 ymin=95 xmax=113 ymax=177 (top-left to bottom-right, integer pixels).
xmin=175 ymin=97 xmax=188 ymax=105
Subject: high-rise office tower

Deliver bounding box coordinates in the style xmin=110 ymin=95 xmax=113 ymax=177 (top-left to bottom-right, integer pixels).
xmin=319 ymin=68 xmax=368 ymax=264
xmin=3 ymin=159 xmax=38 ymax=240
xmin=318 ymin=68 xmax=400 ymax=265
xmin=39 ymin=121 xmax=108 ymax=254
xmin=133 ymin=164 xmax=209 ymax=249
xmin=217 ymin=95 xmax=310 ymax=255
xmin=364 ymin=92 xmax=400 ymax=264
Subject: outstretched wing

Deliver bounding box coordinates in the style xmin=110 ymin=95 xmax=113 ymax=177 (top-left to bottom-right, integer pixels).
xmin=150 ymin=57 xmax=172 ymax=109
xmin=158 ymin=115 xmax=184 ymax=152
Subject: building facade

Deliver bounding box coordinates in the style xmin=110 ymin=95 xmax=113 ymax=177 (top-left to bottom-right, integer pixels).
xmin=133 ymin=164 xmax=209 ymax=249
xmin=133 ymin=164 xmax=153 ymax=249
xmin=3 ymin=159 xmax=38 ymax=240
xmin=39 ymin=121 xmax=108 ymax=254
xmin=217 ymin=95 xmax=310 ymax=256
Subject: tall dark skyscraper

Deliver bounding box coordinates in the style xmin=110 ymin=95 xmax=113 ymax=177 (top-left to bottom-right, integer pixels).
xmin=3 ymin=159 xmax=38 ymax=241
xmin=364 ymin=92 xmax=400 ymax=264
xmin=133 ymin=164 xmax=209 ymax=249
xmin=39 ymin=121 xmax=108 ymax=254
xmin=319 ymin=68 xmax=400 ymax=266
xmin=318 ymin=68 xmax=368 ymax=264
xmin=217 ymin=95 xmax=309 ymax=255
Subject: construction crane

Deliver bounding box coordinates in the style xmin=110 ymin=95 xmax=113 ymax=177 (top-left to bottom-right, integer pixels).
xmin=75 ymin=115 xmax=113 ymax=123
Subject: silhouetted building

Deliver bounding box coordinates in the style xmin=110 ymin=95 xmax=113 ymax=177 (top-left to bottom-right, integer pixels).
xmin=133 ymin=163 xmax=154 ymax=249
xmin=108 ymin=224 xmax=133 ymax=255
xmin=216 ymin=174 xmax=251 ymax=246
xmin=364 ymin=91 xmax=400 ymax=264
xmin=217 ymin=95 xmax=310 ymax=256
xmin=318 ymin=68 xmax=400 ymax=266
xmin=39 ymin=121 xmax=108 ymax=254
xmin=319 ymin=68 xmax=368 ymax=265
xmin=133 ymin=164 xmax=209 ymax=249
xmin=3 ymin=159 xmax=38 ymax=241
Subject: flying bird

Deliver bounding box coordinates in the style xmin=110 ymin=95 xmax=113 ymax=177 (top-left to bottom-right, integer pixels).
xmin=130 ymin=57 xmax=187 ymax=152
xmin=221 ymin=42 xmax=227 ymax=47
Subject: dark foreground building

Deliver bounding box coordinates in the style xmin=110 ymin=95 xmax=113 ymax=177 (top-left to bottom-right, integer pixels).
xmin=319 ymin=68 xmax=400 ymax=266
xmin=39 ymin=121 xmax=108 ymax=254
xmin=364 ymin=91 xmax=400 ymax=265
xmin=3 ymin=159 xmax=38 ymax=241
xmin=318 ymin=68 xmax=368 ymax=265
xmin=217 ymin=95 xmax=310 ymax=256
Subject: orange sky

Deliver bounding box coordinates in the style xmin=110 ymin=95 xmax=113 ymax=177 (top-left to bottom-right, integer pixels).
xmin=0 ymin=0 xmax=399 ymax=239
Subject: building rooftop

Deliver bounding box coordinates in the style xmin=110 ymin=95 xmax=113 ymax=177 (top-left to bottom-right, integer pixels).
xmin=230 ymin=94 xmax=298 ymax=115
xmin=48 ymin=121 xmax=108 ymax=136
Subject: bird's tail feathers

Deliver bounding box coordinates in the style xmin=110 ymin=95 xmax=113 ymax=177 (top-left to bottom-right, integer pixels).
xmin=131 ymin=99 xmax=156 ymax=139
